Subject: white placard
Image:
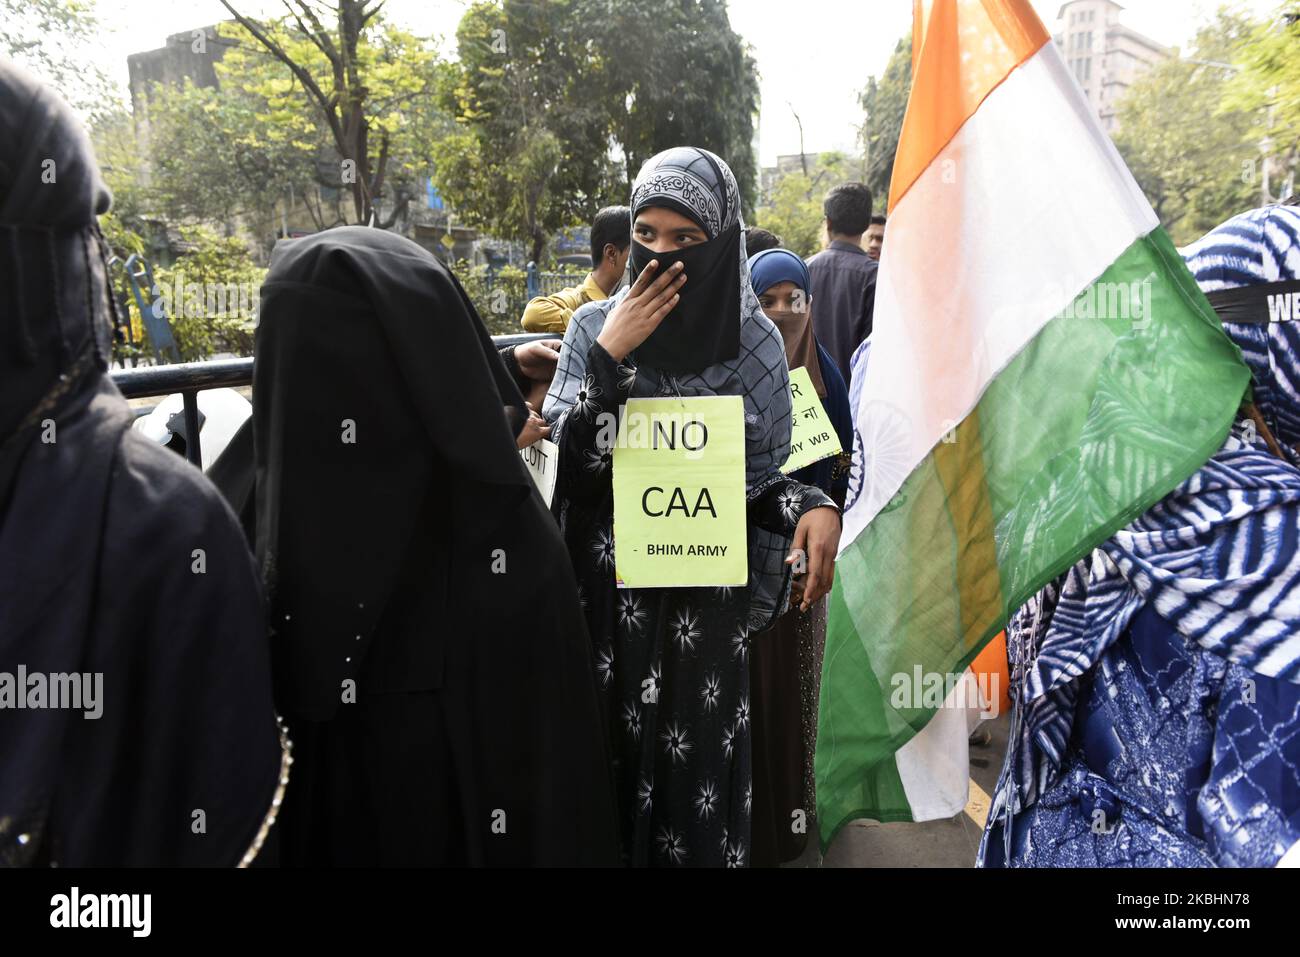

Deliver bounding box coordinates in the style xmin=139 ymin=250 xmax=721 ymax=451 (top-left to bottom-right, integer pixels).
xmin=520 ymin=438 xmax=558 ymax=506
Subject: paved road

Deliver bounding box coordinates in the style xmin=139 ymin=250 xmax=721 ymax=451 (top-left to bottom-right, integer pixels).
xmin=786 ymin=711 xmax=1010 ymax=868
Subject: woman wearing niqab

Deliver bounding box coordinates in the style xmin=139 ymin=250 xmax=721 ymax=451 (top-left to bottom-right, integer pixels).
xmin=745 ymin=247 xmax=853 ymax=866
xmin=254 ymin=225 xmax=619 ymax=866
xmin=544 ymin=147 xmax=842 ymax=867
xmin=0 ymin=60 xmax=285 ymax=866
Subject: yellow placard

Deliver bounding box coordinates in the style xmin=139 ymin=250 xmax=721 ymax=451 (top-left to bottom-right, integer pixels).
xmin=781 ymin=366 xmax=842 ymax=473
xmin=612 ymin=396 xmax=748 ymax=588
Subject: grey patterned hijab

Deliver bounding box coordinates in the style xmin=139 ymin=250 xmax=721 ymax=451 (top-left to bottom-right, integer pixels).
xmin=544 ymin=146 xmax=795 ymax=628
xmin=632 ymin=146 xmax=737 ymax=236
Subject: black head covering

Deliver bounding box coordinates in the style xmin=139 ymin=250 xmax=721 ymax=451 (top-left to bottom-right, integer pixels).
xmin=256 ymin=226 xmax=535 ymax=719
xmin=255 ymin=226 xmax=619 ymax=864
xmin=0 ymin=59 xmax=115 ymax=445
xmin=0 ymin=60 xmax=281 ymax=866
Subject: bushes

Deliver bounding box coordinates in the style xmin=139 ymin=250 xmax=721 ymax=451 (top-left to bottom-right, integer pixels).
xmin=449 ymin=260 xmax=592 ymax=335
xmin=99 ymin=210 xmax=150 ymax=365
xmin=449 ymin=260 xmax=530 ymax=336
xmin=108 ymin=224 xmax=573 ymax=364
xmin=152 ymin=227 xmax=265 ymax=361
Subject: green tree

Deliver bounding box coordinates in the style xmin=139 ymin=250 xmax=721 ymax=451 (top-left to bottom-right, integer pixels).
xmin=1116 ymin=11 xmax=1262 ymax=245
xmin=755 ymin=152 xmax=856 ymax=258
xmin=1228 ymin=9 xmax=1300 ymax=206
xmin=434 ymin=0 xmax=762 ymax=260
xmin=432 ymin=0 xmax=622 ymax=264
xmin=859 ymin=34 xmax=912 ymax=203
xmin=91 ymin=111 xmax=160 ymax=364
xmin=92 ymin=107 xmax=150 ymax=227
xmin=0 ymin=0 xmax=115 ymax=120
xmin=140 ymin=58 xmax=327 ymax=237
xmin=218 ymin=0 xmax=445 ymax=228
xmin=591 ymin=0 xmax=761 ymax=214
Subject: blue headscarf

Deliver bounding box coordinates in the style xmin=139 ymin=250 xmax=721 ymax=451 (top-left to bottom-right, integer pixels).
xmin=746 ymin=246 xmax=825 ymax=396
xmin=747 ymin=248 xmax=810 ymax=296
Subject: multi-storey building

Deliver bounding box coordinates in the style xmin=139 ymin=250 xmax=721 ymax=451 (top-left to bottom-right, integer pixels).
xmin=1054 ymin=0 xmax=1171 ymax=134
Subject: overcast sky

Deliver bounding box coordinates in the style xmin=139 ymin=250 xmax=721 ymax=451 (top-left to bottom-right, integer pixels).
xmin=87 ymin=0 xmax=1281 ymax=165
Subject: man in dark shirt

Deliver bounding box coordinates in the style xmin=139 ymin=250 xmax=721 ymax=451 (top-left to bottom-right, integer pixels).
xmin=806 ymin=183 xmax=878 ymax=384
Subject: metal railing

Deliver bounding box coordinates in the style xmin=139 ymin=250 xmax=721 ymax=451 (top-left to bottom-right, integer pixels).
xmin=111 ymin=332 xmax=552 ymax=467
xmin=526 ymin=263 xmax=588 ymax=298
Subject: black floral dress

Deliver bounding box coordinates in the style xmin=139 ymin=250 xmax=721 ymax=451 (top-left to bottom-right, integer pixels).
xmin=554 ymin=340 xmax=835 ymax=867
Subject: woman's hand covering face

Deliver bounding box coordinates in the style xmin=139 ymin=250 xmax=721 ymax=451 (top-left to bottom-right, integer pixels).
xmin=595 ymin=259 xmax=687 ymax=363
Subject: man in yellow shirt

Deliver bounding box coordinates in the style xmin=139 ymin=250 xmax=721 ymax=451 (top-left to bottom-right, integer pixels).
xmin=521 ymin=206 xmax=631 ymax=333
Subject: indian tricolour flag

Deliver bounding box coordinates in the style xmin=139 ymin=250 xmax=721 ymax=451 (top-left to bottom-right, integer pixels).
xmin=814 ymin=0 xmax=1251 ymax=846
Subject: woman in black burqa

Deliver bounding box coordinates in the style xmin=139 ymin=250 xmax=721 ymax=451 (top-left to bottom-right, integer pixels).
xmin=0 ymin=60 xmax=285 ymax=866
xmin=255 ymin=225 xmax=619 ymax=866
